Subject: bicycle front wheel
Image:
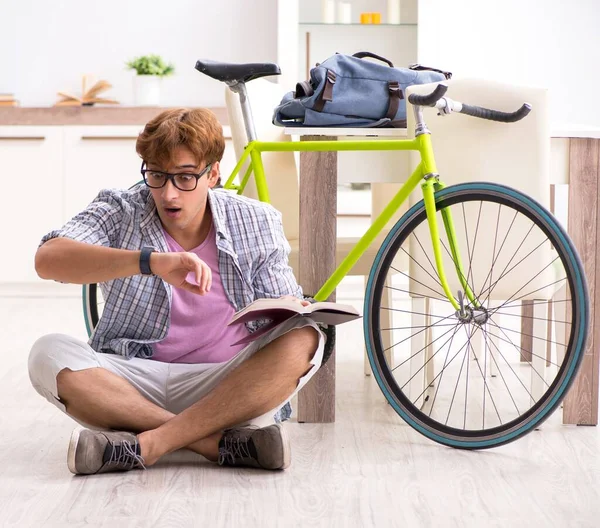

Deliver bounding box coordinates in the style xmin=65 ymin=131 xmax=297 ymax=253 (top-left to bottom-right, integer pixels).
xmin=364 ymin=182 xmax=589 ymax=449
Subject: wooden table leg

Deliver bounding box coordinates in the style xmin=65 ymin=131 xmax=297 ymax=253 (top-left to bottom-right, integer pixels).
xmin=563 ymin=138 xmax=599 ymax=425
xmin=297 ymin=136 xmax=337 ymax=423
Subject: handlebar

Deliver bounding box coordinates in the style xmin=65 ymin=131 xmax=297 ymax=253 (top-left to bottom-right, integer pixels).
xmin=407 ymin=83 xmax=532 ymax=123
xmin=407 ymin=84 xmax=449 ymax=107
xmin=459 ymin=102 xmax=532 ymax=123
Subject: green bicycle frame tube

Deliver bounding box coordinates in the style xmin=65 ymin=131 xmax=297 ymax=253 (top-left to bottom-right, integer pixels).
xmin=223 ymin=134 xmax=472 ymax=309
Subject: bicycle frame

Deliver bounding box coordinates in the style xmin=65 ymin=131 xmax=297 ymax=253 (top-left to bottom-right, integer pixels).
xmin=222 ymin=133 xmax=475 ymax=312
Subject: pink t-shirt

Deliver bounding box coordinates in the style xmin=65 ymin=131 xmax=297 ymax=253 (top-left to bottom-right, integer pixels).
xmin=151 ymin=224 xmax=251 ymax=364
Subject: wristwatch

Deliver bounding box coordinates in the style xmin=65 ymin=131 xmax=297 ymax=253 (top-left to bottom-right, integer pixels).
xmin=139 ymin=246 xmax=155 ymax=275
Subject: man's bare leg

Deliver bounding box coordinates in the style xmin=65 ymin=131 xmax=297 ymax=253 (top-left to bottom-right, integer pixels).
xmin=58 ymin=367 xmax=220 ymax=461
xmin=58 ymin=326 xmax=318 ymax=464
xmin=137 ymin=326 xmax=319 ymax=466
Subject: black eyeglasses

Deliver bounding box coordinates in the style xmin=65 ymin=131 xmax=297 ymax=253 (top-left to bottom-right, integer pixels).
xmin=140 ymin=161 xmax=213 ymax=192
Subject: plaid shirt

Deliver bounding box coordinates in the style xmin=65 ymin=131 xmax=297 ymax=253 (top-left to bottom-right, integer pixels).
xmin=40 ymin=184 xmax=304 ymax=358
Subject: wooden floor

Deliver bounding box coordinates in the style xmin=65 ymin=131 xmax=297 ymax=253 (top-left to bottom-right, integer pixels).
xmin=1 ymin=278 xmax=600 ymax=528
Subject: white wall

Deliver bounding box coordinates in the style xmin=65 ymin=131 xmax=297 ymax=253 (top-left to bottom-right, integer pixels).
xmin=0 ymin=0 xmax=278 ymax=107
xmin=418 ymin=0 xmax=600 ymax=127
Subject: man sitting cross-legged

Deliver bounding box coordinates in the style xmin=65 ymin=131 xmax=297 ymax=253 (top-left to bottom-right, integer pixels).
xmin=29 ymin=108 xmax=326 ymax=475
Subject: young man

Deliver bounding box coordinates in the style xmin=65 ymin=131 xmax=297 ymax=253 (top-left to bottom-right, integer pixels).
xmin=29 ymin=108 xmax=325 ymax=475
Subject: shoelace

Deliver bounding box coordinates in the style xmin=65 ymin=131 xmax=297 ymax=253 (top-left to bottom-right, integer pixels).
xmin=107 ymin=440 xmax=146 ymax=470
xmin=218 ymin=435 xmax=253 ymax=465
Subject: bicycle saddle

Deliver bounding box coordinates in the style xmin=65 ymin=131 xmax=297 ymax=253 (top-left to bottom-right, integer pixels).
xmin=195 ymin=59 xmax=281 ymax=84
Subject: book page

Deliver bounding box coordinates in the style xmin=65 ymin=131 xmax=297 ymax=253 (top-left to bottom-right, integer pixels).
xmin=228 ymin=298 xmax=360 ymax=326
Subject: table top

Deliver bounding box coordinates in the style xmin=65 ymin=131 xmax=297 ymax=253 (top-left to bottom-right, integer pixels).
xmin=551 ymin=125 xmax=600 ymax=139
xmin=284 ymin=125 xmax=600 ymax=139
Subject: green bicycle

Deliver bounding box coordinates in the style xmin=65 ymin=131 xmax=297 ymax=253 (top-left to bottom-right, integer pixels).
xmin=83 ymin=60 xmax=589 ymax=450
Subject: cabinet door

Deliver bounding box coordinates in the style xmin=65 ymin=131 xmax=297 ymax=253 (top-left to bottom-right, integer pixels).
xmin=0 ymin=126 xmax=64 ymax=283
xmin=63 ymin=126 xmax=143 ymax=221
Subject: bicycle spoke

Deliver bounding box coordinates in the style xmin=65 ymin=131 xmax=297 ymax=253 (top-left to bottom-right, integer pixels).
xmin=397 ymin=270 xmax=446 ymax=299
xmin=439 ymin=238 xmax=482 ymax=307
xmin=484 ymin=222 xmax=536 ymax=303
xmin=445 ymin=324 xmax=473 ymax=426
xmin=486 ymin=319 xmax=566 ymax=357
xmin=486 ymin=320 xmax=553 ymax=386
xmin=383 ymin=285 xmax=453 ymax=304
xmin=481 ymin=326 xmax=520 ymax=417
xmin=463 ymin=201 xmax=483 ymax=298
xmin=427 ymin=326 xmax=460 ymax=417
xmin=491 ymin=274 xmax=565 ymax=314
xmin=478 ymin=237 xmax=547 ymax=304
xmin=394 ymin=323 xmax=459 ymax=373
xmin=411 ymin=325 xmax=472 ymax=405
xmin=463 ymin=325 xmax=472 ymax=429
xmin=380 ymin=323 xmax=457 ymax=332
xmin=491 ymin=309 xmax=572 ymax=326
xmin=399 ymin=246 xmax=444 ymax=293
xmin=496 ymin=298 xmax=571 ymax=311
xmin=480 ymin=204 xmax=503 ymax=301
xmin=383 ymin=311 xmax=457 ymax=355
xmin=483 ymin=326 xmax=538 ymax=403
xmin=413 ymin=231 xmax=441 ymax=282
xmin=464 ymin=325 xmax=502 ymax=428
xmin=381 ymin=306 xmax=452 ymax=320
xmin=479 ymin=208 xmax=519 ymax=302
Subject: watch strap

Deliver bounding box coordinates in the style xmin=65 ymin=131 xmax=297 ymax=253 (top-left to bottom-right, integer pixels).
xmin=140 ymin=246 xmax=154 ymax=275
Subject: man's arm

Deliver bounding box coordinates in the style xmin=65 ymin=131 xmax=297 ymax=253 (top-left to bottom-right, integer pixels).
xmin=35 ymin=239 xmax=212 ymax=295
xmin=35 ymin=188 xmax=212 ymax=293
xmin=35 ymin=238 xmax=142 ymax=284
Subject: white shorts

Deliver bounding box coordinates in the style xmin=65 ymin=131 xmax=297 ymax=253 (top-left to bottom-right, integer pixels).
xmin=28 ymin=316 xmax=325 ymax=429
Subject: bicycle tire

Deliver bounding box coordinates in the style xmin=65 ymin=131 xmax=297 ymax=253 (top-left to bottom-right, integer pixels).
xmin=364 ymin=182 xmax=589 ymax=449
xmin=83 ymin=283 xmax=100 ymax=337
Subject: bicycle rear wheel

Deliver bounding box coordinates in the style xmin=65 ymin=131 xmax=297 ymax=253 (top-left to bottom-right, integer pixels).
xmin=83 ymin=283 xmax=104 ymax=337
xmin=364 ymin=182 xmax=589 ymax=449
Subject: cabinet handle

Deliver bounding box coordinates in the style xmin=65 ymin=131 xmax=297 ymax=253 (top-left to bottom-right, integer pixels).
xmin=80 ymin=136 xmax=137 ymax=140
xmin=0 ymin=136 xmax=46 ymax=140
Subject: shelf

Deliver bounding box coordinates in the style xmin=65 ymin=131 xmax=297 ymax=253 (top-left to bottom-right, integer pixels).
xmin=299 ymin=22 xmax=416 ymax=26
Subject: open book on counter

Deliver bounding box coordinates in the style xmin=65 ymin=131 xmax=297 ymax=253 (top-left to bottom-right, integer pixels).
xmin=227 ymin=298 xmax=361 ymax=346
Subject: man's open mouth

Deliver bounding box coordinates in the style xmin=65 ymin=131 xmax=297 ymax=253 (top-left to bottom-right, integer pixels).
xmin=164 ymin=206 xmax=182 ymax=217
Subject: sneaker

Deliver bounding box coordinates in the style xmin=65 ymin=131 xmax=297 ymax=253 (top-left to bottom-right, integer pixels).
xmin=67 ymin=427 xmax=146 ymax=475
xmin=218 ymin=423 xmax=291 ymax=470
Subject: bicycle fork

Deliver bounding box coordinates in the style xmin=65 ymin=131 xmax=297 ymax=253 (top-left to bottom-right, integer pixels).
xmin=421 ymin=177 xmax=479 ymax=312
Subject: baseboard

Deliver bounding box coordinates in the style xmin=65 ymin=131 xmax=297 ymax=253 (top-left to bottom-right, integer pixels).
xmin=0 ymin=282 xmax=81 ymax=298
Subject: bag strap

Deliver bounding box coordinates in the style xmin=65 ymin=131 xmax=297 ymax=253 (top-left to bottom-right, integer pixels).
xmin=295 ymin=80 xmax=314 ymax=98
xmin=353 ymin=51 xmax=394 ymax=68
xmin=385 ymin=81 xmax=404 ymax=120
xmin=409 ymin=63 xmax=453 ymax=80
xmin=313 ymin=70 xmax=336 ymax=112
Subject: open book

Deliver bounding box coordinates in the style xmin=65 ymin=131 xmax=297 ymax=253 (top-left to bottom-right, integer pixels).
xmin=228 ymin=298 xmax=361 ymax=346
xmin=55 ymin=75 xmax=118 ymax=106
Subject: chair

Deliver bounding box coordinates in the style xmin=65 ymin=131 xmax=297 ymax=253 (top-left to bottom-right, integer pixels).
xmin=404 ymin=78 xmax=556 ymax=406
xmin=224 ymin=79 xmax=408 ymax=372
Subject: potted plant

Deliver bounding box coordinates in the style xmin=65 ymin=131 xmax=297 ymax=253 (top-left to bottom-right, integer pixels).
xmin=126 ymin=54 xmax=175 ymax=106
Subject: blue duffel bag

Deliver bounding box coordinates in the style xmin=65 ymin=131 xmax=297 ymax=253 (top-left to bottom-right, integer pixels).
xmin=273 ymin=52 xmax=451 ymax=128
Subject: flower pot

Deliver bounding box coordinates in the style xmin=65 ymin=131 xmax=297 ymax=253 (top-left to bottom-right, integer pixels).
xmin=133 ymin=75 xmax=162 ymax=106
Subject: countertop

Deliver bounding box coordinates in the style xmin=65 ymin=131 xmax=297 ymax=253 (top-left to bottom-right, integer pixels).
xmin=0 ymin=106 xmax=228 ymax=126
